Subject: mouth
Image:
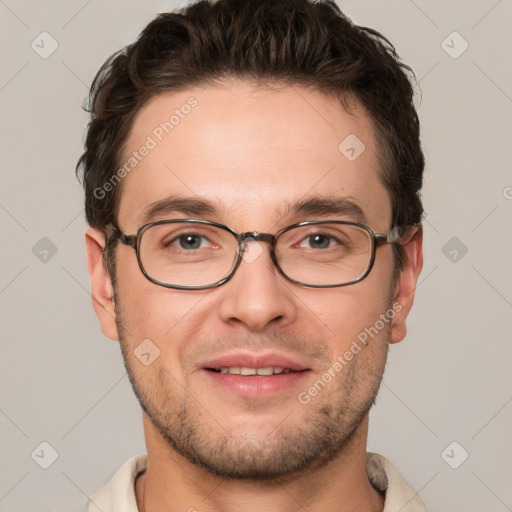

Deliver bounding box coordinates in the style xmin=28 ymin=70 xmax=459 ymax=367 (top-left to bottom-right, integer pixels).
xmin=200 ymin=352 xmax=311 ymax=397
xmin=205 ymin=367 xmax=302 ymax=376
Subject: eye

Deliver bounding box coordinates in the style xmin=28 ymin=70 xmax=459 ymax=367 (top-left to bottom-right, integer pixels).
xmin=172 ymin=233 xmax=208 ymax=250
xmin=299 ymin=233 xmax=338 ymax=249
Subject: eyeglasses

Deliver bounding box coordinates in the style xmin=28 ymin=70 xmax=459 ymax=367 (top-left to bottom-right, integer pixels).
xmin=106 ymin=219 xmax=409 ymax=290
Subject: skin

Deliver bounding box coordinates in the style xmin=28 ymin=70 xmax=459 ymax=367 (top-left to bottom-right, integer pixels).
xmin=86 ymin=80 xmax=423 ymax=512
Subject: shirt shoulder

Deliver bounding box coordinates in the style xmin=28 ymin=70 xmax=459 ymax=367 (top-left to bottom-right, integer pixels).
xmin=88 ymin=453 xmax=148 ymax=512
xmin=366 ymin=452 xmax=427 ymax=512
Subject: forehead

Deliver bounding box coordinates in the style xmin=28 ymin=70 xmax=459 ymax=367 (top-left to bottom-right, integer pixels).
xmin=118 ymin=81 xmax=391 ymax=231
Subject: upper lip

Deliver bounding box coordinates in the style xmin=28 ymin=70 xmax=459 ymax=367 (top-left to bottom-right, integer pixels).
xmin=200 ymin=351 xmax=310 ymax=371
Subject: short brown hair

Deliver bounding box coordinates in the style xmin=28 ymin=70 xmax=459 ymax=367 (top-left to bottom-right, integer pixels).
xmin=76 ymin=0 xmax=424 ymax=279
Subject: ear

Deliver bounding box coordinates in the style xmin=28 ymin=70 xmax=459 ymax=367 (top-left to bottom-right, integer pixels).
xmin=389 ymin=227 xmax=423 ymax=344
xmin=85 ymin=227 xmax=119 ymax=341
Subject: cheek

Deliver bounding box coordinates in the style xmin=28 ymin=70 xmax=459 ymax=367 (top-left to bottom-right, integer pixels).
xmin=114 ymin=250 xmax=208 ymax=345
xmin=309 ymin=286 xmax=391 ymax=332
xmin=114 ymin=268 xmax=223 ymax=390
xmin=304 ymin=261 xmax=394 ymax=349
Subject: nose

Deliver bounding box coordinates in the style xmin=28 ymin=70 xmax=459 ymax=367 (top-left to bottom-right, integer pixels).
xmin=218 ymin=240 xmax=298 ymax=332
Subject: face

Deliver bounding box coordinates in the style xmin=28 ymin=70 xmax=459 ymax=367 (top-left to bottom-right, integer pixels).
xmin=87 ymin=80 xmax=422 ymax=480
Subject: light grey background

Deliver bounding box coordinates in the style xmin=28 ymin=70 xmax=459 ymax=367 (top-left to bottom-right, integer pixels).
xmin=1 ymin=1 xmax=511 ymax=511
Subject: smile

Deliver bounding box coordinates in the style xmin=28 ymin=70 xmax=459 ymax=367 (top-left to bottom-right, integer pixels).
xmin=207 ymin=367 xmax=298 ymax=375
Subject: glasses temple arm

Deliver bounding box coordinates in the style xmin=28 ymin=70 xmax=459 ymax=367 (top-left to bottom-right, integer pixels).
xmin=106 ymin=224 xmax=138 ymax=249
xmin=385 ymin=224 xmax=422 ymax=244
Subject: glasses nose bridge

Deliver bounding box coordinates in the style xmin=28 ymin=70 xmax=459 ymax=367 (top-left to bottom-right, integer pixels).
xmin=239 ymin=231 xmax=275 ymax=246
xmin=236 ymin=231 xmax=278 ymax=266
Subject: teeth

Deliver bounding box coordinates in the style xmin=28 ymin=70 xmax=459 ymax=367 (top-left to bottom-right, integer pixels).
xmin=256 ymin=367 xmax=273 ymax=376
xmin=218 ymin=367 xmax=292 ymax=375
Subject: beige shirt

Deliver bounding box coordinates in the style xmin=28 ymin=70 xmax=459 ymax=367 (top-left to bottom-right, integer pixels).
xmin=88 ymin=452 xmax=426 ymax=512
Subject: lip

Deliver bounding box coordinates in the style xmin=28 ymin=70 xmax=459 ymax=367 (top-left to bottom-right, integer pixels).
xmin=199 ymin=351 xmax=311 ymax=397
xmin=201 ymin=351 xmax=310 ymax=372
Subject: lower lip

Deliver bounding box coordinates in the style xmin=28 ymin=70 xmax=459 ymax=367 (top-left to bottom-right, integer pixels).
xmin=202 ymin=369 xmax=311 ymax=397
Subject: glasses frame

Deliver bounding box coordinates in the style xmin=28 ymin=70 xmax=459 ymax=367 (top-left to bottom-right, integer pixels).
xmin=106 ymin=219 xmax=408 ymax=290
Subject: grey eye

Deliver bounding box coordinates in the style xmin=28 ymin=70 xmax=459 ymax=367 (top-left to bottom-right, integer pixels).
xmin=175 ymin=234 xmax=205 ymax=250
xmin=306 ymin=234 xmax=332 ymax=249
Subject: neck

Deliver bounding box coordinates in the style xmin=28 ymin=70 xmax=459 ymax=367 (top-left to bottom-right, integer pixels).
xmin=135 ymin=413 xmax=385 ymax=512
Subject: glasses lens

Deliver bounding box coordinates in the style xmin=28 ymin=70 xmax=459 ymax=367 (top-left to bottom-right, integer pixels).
xmin=275 ymin=223 xmax=373 ymax=286
xmin=139 ymin=222 xmax=238 ymax=287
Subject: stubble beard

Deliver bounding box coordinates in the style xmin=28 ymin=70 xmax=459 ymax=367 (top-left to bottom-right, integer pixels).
xmin=114 ymin=293 xmax=390 ymax=482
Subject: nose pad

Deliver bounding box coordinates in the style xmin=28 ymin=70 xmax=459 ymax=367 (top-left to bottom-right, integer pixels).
xmin=237 ymin=237 xmax=265 ymax=265
xmin=236 ymin=232 xmax=276 ymax=268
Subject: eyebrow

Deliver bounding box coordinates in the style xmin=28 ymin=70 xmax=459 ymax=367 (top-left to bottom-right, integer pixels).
xmin=141 ymin=195 xmax=219 ymax=224
xmin=140 ymin=194 xmax=367 ymax=226
xmin=283 ymin=196 xmax=367 ymax=224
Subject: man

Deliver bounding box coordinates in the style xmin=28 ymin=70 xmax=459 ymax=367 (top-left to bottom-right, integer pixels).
xmin=78 ymin=0 xmax=425 ymax=510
